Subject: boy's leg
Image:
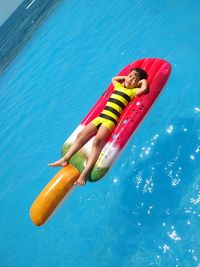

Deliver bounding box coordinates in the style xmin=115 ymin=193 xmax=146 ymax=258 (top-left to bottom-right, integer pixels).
xmin=48 ymin=123 xmax=98 ymax=167
xmin=75 ymin=125 xmax=111 ymax=185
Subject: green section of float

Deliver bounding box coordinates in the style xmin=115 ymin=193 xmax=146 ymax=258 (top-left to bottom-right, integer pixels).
xmin=61 ymin=144 xmax=109 ymax=182
xmin=61 ymin=144 xmax=85 ymax=173
xmin=90 ymin=165 xmax=109 ymax=182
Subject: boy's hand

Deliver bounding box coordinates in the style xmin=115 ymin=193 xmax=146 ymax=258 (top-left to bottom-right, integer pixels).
xmin=112 ymin=76 xmax=126 ymax=86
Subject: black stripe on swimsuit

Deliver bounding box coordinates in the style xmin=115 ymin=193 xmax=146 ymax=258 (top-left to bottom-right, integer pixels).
xmin=104 ymin=106 xmax=121 ymax=118
xmin=108 ymin=98 xmax=126 ymax=110
xmin=99 ymin=113 xmax=118 ymax=125
xmin=112 ymin=90 xmax=131 ymax=102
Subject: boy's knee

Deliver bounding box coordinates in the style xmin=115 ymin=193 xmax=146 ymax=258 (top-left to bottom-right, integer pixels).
xmin=76 ymin=132 xmax=85 ymax=145
xmin=93 ymin=137 xmax=103 ymax=147
xmin=77 ymin=132 xmax=82 ymax=140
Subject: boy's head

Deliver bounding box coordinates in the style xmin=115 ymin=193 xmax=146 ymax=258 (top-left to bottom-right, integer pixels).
xmin=124 ymin=68 xmax=147 ymax=88
xmin=131 ymin=68 xmax=147 ymax=80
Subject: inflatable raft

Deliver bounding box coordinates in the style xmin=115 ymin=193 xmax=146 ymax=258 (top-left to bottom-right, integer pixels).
xmin=30 ymin=58 xmax=171 ymax=226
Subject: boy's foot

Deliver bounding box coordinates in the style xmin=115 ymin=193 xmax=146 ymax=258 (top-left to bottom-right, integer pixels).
xmin=74 ymin=174 xmax=88 ymax=186
xmin=48 ymin=158 xmax=68 ymax=167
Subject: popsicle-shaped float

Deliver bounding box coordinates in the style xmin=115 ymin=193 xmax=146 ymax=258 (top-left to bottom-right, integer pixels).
xmin=30 ymin=58 xmax=171 ymax=226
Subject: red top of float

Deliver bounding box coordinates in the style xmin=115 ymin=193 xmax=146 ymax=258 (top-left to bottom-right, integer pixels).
xmin=81 ymin=58 xmax=171 ymax=149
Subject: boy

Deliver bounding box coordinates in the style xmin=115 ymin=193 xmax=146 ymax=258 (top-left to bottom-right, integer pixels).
xmin=48 ymin=68 xmax=148 ymax=185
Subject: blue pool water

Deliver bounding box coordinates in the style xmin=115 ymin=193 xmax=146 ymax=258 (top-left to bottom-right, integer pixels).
xmin=0 ymin=0 xmax=200 ymax=266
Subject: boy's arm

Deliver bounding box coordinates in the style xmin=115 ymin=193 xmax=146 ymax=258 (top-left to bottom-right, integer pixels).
xmin=135 ymin=79 xmax=148 ymax=96
xmin=112 ymin=76 xmax=126 ymax=86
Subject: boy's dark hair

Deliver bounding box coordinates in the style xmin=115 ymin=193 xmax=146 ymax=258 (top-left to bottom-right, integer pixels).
xmin=132 ymin=68 xmax=147 ymax=80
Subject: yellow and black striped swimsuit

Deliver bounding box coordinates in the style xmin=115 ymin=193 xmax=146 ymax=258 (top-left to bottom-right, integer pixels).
xmin=92 ymin=82 xmax=138 ymax=131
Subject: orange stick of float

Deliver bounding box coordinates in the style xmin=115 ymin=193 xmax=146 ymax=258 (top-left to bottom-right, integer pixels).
xmin=30 ymin=165 xmax=80 ymax=226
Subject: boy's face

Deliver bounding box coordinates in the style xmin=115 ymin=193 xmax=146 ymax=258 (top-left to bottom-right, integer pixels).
xmin=124 ymin=70 xmax=139 ymax=88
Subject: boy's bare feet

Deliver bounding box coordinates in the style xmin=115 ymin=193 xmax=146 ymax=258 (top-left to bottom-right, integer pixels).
xmin=48 ymin=158 xmax=68 ymax=167
xmin=74 ymin=173 xmax=88 ymax=186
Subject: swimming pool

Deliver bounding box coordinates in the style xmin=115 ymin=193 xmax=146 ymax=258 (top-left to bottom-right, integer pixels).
xmin=0 ymin=0 xmax=199 ymax=266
